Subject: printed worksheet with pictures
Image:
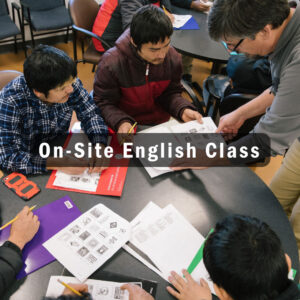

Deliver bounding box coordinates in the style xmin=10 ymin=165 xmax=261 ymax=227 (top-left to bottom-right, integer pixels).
xmin=46 ymin=276 xmax=138 ymax=300
xmin=43 ymin=204 xmax=131 ymax=282
xmin=134 ymin=118 xmax=220 ymax=178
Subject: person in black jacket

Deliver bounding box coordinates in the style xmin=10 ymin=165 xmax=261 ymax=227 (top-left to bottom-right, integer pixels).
xmin=0 ymin=206 xmax=40 ymax=297
xmin=167 ymin=215 xmax=300 ymax=300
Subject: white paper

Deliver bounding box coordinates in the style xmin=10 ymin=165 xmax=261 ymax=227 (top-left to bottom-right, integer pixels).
xmin=135 ymin=118 xmax=219 ymax=178
xmin=123 ymin=202 xmax=168 ymax=281
xmin=125 ymin=202 xmax=215 ymax=293
xmin=46 ymin=276 xmax=131 ymax=300
xmin=173 ymin=14 xmax=192 ymax=29
xmin=53 ymin=170 xmax=100 ymax=192
xmin=44 ymin=204 xmax=131 ymax=282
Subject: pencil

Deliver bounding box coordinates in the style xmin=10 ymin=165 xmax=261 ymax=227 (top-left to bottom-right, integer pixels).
xmin=57 ymin=279 xmax=83 ymax=297
xmin=121 ymin=122 xmax=137 ymax=145
xmin=162 ymin=5 xmax=168 ymax=14
xmin=0 ymin=205 xmax=37 ymax=231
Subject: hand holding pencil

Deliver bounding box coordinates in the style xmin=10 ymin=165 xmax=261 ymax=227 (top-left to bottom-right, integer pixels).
xmin=7 ymin=206 xmax=40 ymax=250
xmin=117 ymin=121 xmax=137 ymax=145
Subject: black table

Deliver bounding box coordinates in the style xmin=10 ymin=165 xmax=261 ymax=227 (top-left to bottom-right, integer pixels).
xmin=2 ymin=161 xmax=299 ymax=300
xmin=171 ymin=6 xmax=229 ymax=73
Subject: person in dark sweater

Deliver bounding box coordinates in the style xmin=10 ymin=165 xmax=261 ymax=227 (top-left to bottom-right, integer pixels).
xmin=93 ymin=5 xmax=201 ymax=138
xmin=167 ymin=215 xmax=300 ymax=300
xmin=0 ymin=206 xmax=40 ymax=297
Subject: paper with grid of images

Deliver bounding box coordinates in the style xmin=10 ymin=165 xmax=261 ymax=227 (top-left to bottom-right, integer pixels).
xmin=46 ymin=276 xmax=135 ymax=300
xmin=43 ymin=204 xmax=131 ymax=282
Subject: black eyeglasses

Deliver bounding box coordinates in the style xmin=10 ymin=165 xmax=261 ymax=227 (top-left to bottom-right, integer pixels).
xmin=223 ymin=38 xmax=244 ymax=53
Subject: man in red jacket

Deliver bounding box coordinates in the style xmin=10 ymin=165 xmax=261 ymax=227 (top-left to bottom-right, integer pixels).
xmin=93 ymin=5 xmax=202 ymax=136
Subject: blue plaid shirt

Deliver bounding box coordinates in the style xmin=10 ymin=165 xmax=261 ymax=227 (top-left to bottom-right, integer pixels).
xmin=0 ymin=75 xmax=108 ymax=174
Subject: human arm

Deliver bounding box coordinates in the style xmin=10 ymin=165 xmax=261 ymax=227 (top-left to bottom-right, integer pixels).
xmin=167 ymin=270 xmax=212 ymax=300
xmin=0 ymin=206 xmax=40 ymax=296
xmin=121 ymin=284 xmax=154 ymax=300
xmin=216 ymin=88 xmax=274 ymax=136
xmin=93 ymin=52 xmax=136 ymax=131
xmin=0 ymin=92 xmax=47 ymax=174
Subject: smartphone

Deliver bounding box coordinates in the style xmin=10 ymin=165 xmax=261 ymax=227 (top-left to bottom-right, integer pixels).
xmin=2 ymin=172 xmax=40 ymax=201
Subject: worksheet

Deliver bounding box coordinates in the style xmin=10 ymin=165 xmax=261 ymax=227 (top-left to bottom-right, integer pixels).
xmin=44 ymin=204 xmax=131 ymax=282
xmin=53 ymin=170 xmax=100 ymax=192
xmin=123 ymin=202 xmax=168 ymax=281
xmin=124 ymin=203 xmax=215 ymax=293
xmin=134 ymin=118 xmax=219 ymax=178
xmin=46 ymin=276 xmax=133 ymax=300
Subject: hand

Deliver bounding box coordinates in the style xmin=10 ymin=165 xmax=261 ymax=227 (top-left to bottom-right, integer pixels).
xmin=216 ymin=110 xmax=245 ymax=140
xmin=181 ymin=109 xmax=202 ymax=123
xmin=167 ymin=270 xmax=212 ymax=300
xmin=87 ymin=143 xmax=110 ymax=174
xmin=8 ymin=206 xmax=40 ymax=250
xmin=191 ymin=1 xmax=210 ymax=12
xmin=62 ymin=283 xmax=88 ymax=296
xmin=117 ymin=121 xmax=134 ymax=145
xmin=121 ymin=284 xmax=154 ymax=300
xmin=46 ymin=154 xmax=88 ymax=175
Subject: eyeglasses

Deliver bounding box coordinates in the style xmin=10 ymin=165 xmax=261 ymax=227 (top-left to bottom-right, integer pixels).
xmin=222 ymin=38 xmax=244 ymax=53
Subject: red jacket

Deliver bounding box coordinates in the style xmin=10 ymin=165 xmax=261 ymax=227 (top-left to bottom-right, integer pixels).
xmin=93 ymin=30 xmax=196 ymax=131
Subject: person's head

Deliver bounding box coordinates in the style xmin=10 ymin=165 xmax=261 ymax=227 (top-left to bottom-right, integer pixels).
xmin=203 ymin=215 xmax=291 ymax=300
xmin=24 ymin=45 xmax=77 ymax=103
xmin=130 ymin=5 xmax=173 ymax=65
xmin=208 ymin=0 xmax=291 ymax=58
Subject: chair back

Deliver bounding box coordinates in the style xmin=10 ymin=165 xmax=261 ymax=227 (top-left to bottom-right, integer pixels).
xmin=69 ymin=0 xmax=99 ymax=40
xmin=0 ymin=70 xmax=22 ymax=90
xmin=21 ymin=0 xmax=64 ymax=11
xmin=0 ymin=0 xmax=8 ymax=16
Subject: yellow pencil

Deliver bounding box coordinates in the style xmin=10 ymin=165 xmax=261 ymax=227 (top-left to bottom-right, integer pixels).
xmin=121 ymin=122 xmax=137 ymax=145
xmin=0 ymin=205 xmax=37 ymax=231
xmin=162 ymin=5 xmax=168 ymax=14
xmin=57 ymin=279 xmax=83 ymax=297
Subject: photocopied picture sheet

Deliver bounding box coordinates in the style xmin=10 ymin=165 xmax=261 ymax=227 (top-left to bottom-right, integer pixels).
xmin=134 ymin=118 xmax=220 ymax=178
xmin=124 ymin=202 xmax=215 ymax=293
xmin=43 ymin=204 xmax=131 ymax=282
xmin=46 ymin=276 xmax=136 ymax=300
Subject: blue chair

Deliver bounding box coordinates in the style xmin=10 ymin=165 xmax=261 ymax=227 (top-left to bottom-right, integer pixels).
xmin=0 ymin=0 xmax=25 ymax=55
xmin=20 ymin=0 xmax=72 ymax=46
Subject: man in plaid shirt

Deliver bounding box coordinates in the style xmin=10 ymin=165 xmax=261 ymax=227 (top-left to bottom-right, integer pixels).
xmin=0 ymin=45 xmax=108 ymax=175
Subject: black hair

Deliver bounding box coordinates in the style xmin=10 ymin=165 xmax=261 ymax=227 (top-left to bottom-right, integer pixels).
xmin=23 ymin=45 xmax=77 ymax=97
xmin=208 ymin=0 xmax=290 ymax=40
xmin=130 ymin=5 xmax=173 ymax=51
xmin=203 ymin=215 xmax=289 ymax=300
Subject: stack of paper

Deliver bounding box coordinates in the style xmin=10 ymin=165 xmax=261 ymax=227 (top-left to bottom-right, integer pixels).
xmin=44 ymin=204 xmax=131 ymax=282
xmin=124 ymin=202 xmax=215 ymax=293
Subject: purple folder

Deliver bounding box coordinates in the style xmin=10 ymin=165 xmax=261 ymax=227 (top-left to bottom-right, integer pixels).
xmin=174 ymin=16 xmax=200 ymax=30
xmin=0 ymin=195 xmax=82 ymax=279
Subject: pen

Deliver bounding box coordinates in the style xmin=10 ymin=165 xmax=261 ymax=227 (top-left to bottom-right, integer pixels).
xmin=0 ymin=205 xmax=37 ymax=231
xmin=121 ymin=122 xmax=137 ymax=145
xmin=57 ymin=279 xmax=83 ymax=297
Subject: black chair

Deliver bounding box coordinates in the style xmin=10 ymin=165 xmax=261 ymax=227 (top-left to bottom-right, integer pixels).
xmin=69 ymin=0 xmax=110 ymax=72
xmin=181 ymin=79 xmax=206 ymax=116
xmin=20 ymin=0 xmax=72 ymax=47
xmin=0 ymin=0 xmax=25 ymax=55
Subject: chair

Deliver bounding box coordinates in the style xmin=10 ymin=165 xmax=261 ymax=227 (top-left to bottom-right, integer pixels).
xmin=0 ymin=0 xmax=25 ymax=55
xmin=69 ymin=0 xmax=111 ymax=72
xmin=20 ymin=0 xmax=72 ymax=47
xmin=0 ymin=70 xmax=22 ymax=90
xmin=181 ymin=79 xmax=206 ymax=117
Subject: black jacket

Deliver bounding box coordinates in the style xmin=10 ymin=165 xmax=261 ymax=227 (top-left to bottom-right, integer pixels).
xmin=0 ymin=241 xmax=23 ymax=297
